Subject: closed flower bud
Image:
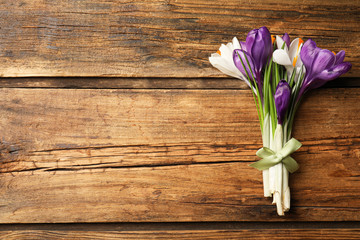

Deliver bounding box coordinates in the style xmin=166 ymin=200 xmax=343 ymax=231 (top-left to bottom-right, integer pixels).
xmin=274 ymin=80 xmax=291 ymax=124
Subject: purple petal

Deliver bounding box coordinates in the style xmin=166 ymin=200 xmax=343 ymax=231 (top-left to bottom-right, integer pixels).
xmin=317 ymin=62 xmax=352 ymax=82
xmin=245 ymin=29 xmax=257 ymax=53
xmin=233 ymin=49 xmax=256 ymax=82
xmin=300 ymin=39 xmax=319 ymax=73
xmin=241 ymin=27 xmax=273 ymax=73
xmin=298 ymin=41 xmax=351 ymax=99
xmin=335 ymin=50 xmax=345 ymax=65
xmin=311 ymin=49 xmax=336 ymax=75
xmin=250 ymin=33 xmax=265 ymax=70
xmin=252 ymin=27 xmax=272 ymax=71
xmin=300 ymin=62 xmax=352 ymax=96
xmin=274 ymin=80 xmax=291 ymax=124
xmin=240 ymin=41 xmax=247 ymax=51
xmin=282 ymin=33 xmax=290 ymax=48
xmin=258 ymin=26 xmax=273 ymax=70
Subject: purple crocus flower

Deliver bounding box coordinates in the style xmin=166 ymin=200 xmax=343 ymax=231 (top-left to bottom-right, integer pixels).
xmin=274 ymin=80 xmax=291 ymax=124
xmin=298 ymin=39 xmax=352 ymax=97
xmin=233 ymin=26 xmax=273 ymax=94
xmin=235 ymin=26 xmax=273 ymax=73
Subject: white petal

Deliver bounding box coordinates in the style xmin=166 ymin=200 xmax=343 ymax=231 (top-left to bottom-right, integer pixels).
xmin=209 ymin=38 xmax=252 ymax=89
xmin=294 ymin=52 xmax=303 ymax=68
xmin=294 ymin=43 xmax=303 ymax=68
xmin=285 ymin=65 xmax=294 ymax=72
xmin=226 ymin=42 xmax=234 ymax=50
xmin=218 ymin=44 xmax=236 ymax=70
xmin=273 ymin=49 xmax=292 ymax=66
xmin=289 ymin=38 xmax=304 ymax=68
xmin=289 ymin=38 xmax=301 ymax=60
xmin=209 ymin=56 xmax=240 ymax=79
xmin=232 ymin=37 xmax=241 ymax=49
xmin=209 ymin=56 xmax=250 ymax=88
xmin=276 ymin=36 xmax=288 ymax=52
xmin=295 ymin=65 xmax=306 ymax=76
xmin=285 ymin=65 xmax=295 ymax=79
xmin=219 ymin=44 xmax=233 ymax=60
xmin=210 ymin=53 xmax=221 ymax=57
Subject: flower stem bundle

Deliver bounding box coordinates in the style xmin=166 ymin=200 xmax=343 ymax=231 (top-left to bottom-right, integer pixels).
xmin=209 ymin=27 xmax=351 ymax=215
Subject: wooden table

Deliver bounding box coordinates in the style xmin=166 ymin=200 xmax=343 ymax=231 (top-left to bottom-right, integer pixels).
xmin=0 ymin=0 xmax=359 ymax=239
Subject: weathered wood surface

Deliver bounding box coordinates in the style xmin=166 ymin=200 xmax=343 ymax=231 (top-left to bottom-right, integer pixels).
xmin=0 ymin=0 xmax=358 ymax=77
xmin=0 ymin=88 xmax=359 ymax=223
xmin=1 ymin=229 xmax=360 ymax=240
xmin=0 ymin=77 xmax=359 ymax=89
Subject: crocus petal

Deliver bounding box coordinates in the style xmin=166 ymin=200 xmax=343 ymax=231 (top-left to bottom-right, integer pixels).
xmin=304 ymin=62 xmax=352 ymax=90
xmin=232 ymin=37 xmax=241 ymax=50
xmin=209 ymin=55 xmax=241 ymax=79
xmin=273 ymin=49 xmax=292 ymax=66
xmin=209 ymin=37 xmax=261 ymax=89
xmin=233 ymin=49 xmax=256 ymax=82
xmin=255 ymin=26 xmax=272 ymax=71
xmin=282 ymin=33 xmax=290 ymax=48
xmin=276 ymin=36 xmax=288 ymax=51
xmin=289 ymin=38 xmax=301 ymax=58
xmin=259 ymin=26 xmax=272 ymax=50
xmin=219 ymin=43 xmax=234 ymax=61
xmin=317 ymin=62 xmax=352 ymax=81
xmin=247 ymin=30 xmax=263 ymax=70
xmin=209 ymin=49 xmax=248 ymax=84
xmin=243 ymin=27 xmax=272 ymax=72
xmin=288 ymin=38 xmax=303 ymax=67
xmin=274 ymin=80 xmax=291 ymax=124
xmin=240 ymin=41 xmax=247 ymax=51
xmin=237 ymin=27 xmax=273 ymax=75
xmin=311 ymin=49 xmax=336 ymax=75
xmin=335 ymin=50 xmax=345 ymax=65
xmin=298 ymin=39 xmax=351 ymax=98
xmin=300 ymin=39 xmax=320 ymax=73
xmin=303 ymin=63 xmax=351 ymax=91
xmin=245 ymin=29 xmax=257 ymax=53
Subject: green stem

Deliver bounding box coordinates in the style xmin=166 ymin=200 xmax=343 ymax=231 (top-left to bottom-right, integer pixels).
xmin=243 ymin=54 xmax=264 ymax=127
xmin=237 ymin=52 xmax=263 ymax=132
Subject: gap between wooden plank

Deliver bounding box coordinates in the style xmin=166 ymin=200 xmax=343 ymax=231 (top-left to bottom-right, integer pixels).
xmin=0 ymin=77 xmax=358 ymax=89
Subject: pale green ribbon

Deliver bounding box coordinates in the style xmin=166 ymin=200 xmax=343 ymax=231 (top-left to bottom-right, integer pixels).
xmin=250 ymin=138 xmax=302 ymax=173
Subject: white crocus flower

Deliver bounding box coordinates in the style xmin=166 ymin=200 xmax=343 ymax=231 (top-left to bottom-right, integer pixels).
xmin=209 ymin=37 xmax=251 ymax=88
xmin=273 ymin=36 xmax=304 ymax=79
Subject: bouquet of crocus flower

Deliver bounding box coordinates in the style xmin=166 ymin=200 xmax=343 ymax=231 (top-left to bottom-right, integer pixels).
xmin=209 ymin=26 xmax=351 ymax=216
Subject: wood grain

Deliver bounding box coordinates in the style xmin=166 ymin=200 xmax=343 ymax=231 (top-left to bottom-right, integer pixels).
xmin=0 ymin=77 xmax=359 ymax=89
xmin=0 ymin=0 xmax=358 ymax=77
xmin=0 ymin=88 xmax=359 ymax=223
xmin=1 ymin=229 xmax=360 ymax=240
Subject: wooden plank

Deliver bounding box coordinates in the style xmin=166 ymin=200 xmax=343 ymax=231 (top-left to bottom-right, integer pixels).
xmin=1 ymin=222 xmax=359 ymax=239
xmin=1 ymin=229 xmax=360 ymax=239
xmin=1 ymin=221 xmax=358 ymax=231
xmin=0 ymin=77 xmax=249 ymax=89
xmin=0 ymin=77 xmax=359 ymax=89
xmin=0 ymin=88 xmax=359 ymax=223
xmin=0 ymin=0 xmax=358 ymax=78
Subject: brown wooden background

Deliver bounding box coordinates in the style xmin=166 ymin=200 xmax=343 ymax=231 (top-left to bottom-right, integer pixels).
xmin=0 ymin=0 xmax=359 ymax=239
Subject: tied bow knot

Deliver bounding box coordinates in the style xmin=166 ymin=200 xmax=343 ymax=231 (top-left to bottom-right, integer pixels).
xmin=250 ymin=138 xmax=302 ymax=173
xmin=275 ymin=152 xmax=284 ymax=160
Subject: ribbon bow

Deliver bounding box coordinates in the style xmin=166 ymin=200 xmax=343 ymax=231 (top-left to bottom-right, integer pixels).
xmin=250 ymin=138 xmax=302 ymax=173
